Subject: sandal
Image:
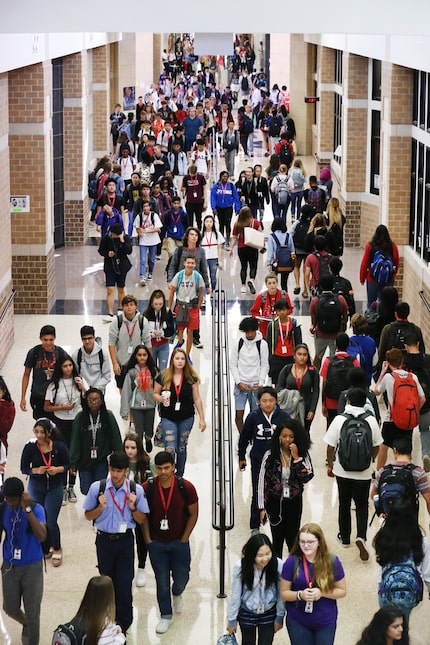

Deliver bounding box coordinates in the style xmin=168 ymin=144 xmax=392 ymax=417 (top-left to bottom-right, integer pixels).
xmin=293 ymin=287 xmax=300 ymax=295
xmin=302 ymin=291 xmax=309 ymax=298
xmin=44 ymin=547 xmax=53 ymax=560
xmin=52 ymin=551 xmax=63 ymax=567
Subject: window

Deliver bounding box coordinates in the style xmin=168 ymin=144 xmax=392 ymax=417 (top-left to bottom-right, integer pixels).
xmin=372 ymin=60 xmax=381 ymax=100
xmin=333 ymin=93 xmax=342 ymax=163
xmin=335 ymin=50 xmax=343 ymax=85
xmin=370 ymin=111 xmax=380 ymax=194
xmin=52 ymin=58 xmax=64 ymax=248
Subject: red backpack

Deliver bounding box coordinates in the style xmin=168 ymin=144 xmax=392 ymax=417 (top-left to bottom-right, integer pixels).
xmin=390 ymin=372 xmax=420 ymax=431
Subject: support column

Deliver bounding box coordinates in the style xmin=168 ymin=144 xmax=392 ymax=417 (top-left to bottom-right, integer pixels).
xmin=9 ymin=61 xmax=56 ymax=314
xmin=288 ymin=35 xmax=313 ymax=156
xmin=318 ymin=46 xmax=335 ymax=159
xmin=0 ymin=73 xmax=14 ymax=363
xmin=92 ymin=45 xmax=110 ymax=157
xmin=64 ymin=51 xmax=90 ymax=245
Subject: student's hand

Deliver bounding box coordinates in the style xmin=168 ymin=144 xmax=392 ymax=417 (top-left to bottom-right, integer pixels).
xmin=21 ymin=491 xmax=31 ymax=510
xmin=113 ymin=363 xmax=121 ymax=376
xmin=98 ymin=493 xmax=107 ymax=511
xmin=238 ymin=382 xmax=249 ymax=392
xmin=290 ymin=443 xmax=299 ymax=460
xmin=226 ymin=626 xmax=237 ymax=635
xmin=321 ymin=403 xmax=327 ymax=417
xmin=239 ymin=460 xmax=246 ymax=471
xmin=108 ymin=251 xmax=115 ymax=258
xmin=34 ymin=466 xmax=47 ymax=475
xmin=274 ymin=622 xmax=283 ymax=633
xmin=307 ymin=411 xmax=314 ymax=421
xmin=20 ymin=398 xmax=27 ymax=412
xmin=128 ymin=491 xmax=137 ymax=510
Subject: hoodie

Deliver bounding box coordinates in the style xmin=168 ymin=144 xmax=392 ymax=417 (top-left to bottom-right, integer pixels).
xmin=71 ymin=341 xmax=111 ymax=393
xmin=230 ymin=331 xmax=269 ymax=387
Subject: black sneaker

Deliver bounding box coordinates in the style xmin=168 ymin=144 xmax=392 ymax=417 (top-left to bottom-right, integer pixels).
xmin=145 ymin=438 xmax=153 ymax=453
xmin=337 ymin=533 xmax=350 ymax=548
xmin=247 ymin=280 xmax=256 ymax=295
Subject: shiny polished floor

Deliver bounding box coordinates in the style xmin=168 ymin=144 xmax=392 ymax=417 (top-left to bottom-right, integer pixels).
xmin=1 ymin=143 xmax=429 ymax=644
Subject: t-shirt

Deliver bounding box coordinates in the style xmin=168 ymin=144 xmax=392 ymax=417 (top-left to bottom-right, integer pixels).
xmin=378 ymin=369 xmax=424 ymax=422
xmin=155 ymin=374 xmax=196 ymax=421
xmin=24 ymin=345 xmax=66 ymax=398
xmin=281 ymin=555 xmax=344 ymax=630
xmin=143 ymin=476 xmax=198 ymax=542
xmin=133 ymin=211 xmax=162 ymax=246
xmin=45 ymin=377 xmax=88 ymax=421
xmin=200 ymin=231 xmax=225 ymax=261
xmin=170 ymin=270 xmax=202 ymax=303
xmin=232 ymin=219 xmax=261 ymax=249
xmin=2 ymin=503 xmax=46 ymax=566
xmin=182 ymin=174 xmax=206 ymax=204
xmin=190 ymin=149 xmax=210 ymax=175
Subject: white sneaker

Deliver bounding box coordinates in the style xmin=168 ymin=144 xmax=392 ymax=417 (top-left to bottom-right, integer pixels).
xmin=103 ymin=314 xmax=114 ymax=323
xmin=355 ymin=537 xmax=370 ymax=561
xmin=140 ymin=277 xmax=146 ymax=286
xmin=240 ymin=285 xmax=246 ymax=294
xmin=136 ymin=568 xmax=147 ymax=587
xmin=172 ymin=594 xmax=183 ymax=613
xmin=156 ymin=618 xmax=172 ymax=634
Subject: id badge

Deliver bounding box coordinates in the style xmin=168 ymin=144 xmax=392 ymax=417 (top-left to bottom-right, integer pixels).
xmin=283 ymin=484 xmax=290 ymax=499
xmin=140 ymin=399 xmax=146 ymax=408
xmin=175 ymin=402 xmax=181 ymax=411
xmin=173 ymin=226 xmax=178 ymax=233
xmin=127 ymin=345 xmax=133 ymax=354
xmin=160 ymin=518 xmax=169 ymax=530
xmin=305 ymin=601 xmax=314 ymax=613
xmin=91 ymin=448 xmax=98 ymax=459
xmin=118 ymin=521 xmax=127 ymax=533
xmin=13 ymin=548 xmax=21 ymax=560
xmin=256 ymin=603 xmax=265 ymax=614
xmin=281 ymin=346 xmax=287 ymax=354
xmin=193 ymin=192 xmax=198 ymax=198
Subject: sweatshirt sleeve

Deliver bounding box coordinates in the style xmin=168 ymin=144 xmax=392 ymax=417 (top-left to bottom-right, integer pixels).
xmin=359 ymin=243 xmax=372 ymax=284
xmin=120 ymin=371 xmax=132 ymax=418
xmin=259 ymin=340 xmax=270 ymax=386
xmin=257 ymin=451 xmax=269 ymax=509
xmin=109 ymin=411 xmax=124 ymax=452
xmin=227 ymin=562 xmax=243 ymax=627
xmin=238 ymin=412 xmax=255 ymax=460
xmin=230 ymin=340 xmax=240 ymax=385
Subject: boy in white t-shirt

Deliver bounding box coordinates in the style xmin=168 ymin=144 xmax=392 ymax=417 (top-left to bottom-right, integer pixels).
xmin=134 ymin=200 xmax=162 ymax=285
xmin=168 ymin=256 xmax=203 ymax=360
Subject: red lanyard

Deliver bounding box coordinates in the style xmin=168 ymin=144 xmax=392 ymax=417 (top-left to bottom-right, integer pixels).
xmin=42 ymin=350 xmax=56 ymax=370
xmin=186 ymin=247 xmax=197 ymax=256
xmin=38 ymin=445 xmax=52 ymax=469
xmin=125 ymin=321 xmax=137 ymax=341
xmin=172 ymin=212 xmax=182 ymax=224
xmin=107 ymin=195 xmax=116 ymax=207
xmin=205 ymin=232 xmax=213 ymax=247
xmin=158 ymin=477 xmax=175 ymax=516
xmin=109 ymin=480 xmax=129 ymax=517
xmin=173 ymin=373 xmax=184 ymax=399
xmin=302 ymin=557 xmax=312 ymax=588
xmin=278 ymin=320 xmax=290 ymax=346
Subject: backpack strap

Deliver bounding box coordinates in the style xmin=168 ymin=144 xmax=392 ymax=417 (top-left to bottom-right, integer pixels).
xmin=145 ymin=476 xmax=188 ymax=508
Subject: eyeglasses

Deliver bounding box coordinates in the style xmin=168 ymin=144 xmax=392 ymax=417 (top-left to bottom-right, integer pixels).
xmin=87 ymin=398 xmax=102 ymax=403
xmin=299 ymin=540 xmax=318 ymax=546
xmin=81 ymin=337 xmax=94 ymax=342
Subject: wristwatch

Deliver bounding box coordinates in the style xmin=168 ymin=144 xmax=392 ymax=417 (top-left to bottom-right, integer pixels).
xmin=25 ymin=506 xmax=32 ymax=513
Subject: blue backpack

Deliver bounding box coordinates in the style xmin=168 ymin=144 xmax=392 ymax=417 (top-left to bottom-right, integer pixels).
xmin=379 ymin=556 xmax=423 ymax=610
xmin=370 ymin=250 xmax=394 ymax=284
xmin=271 ymin=233 xmax=294 ymax=272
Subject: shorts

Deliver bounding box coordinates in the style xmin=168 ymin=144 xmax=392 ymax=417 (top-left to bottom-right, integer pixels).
xmin=105 ymin=267 xmax=127 ymax=288
xmin=381 ymin=421 xmax=413 ymax=448
xmin=175 ymin=306 xmax=200 ymax=331
xmin=233 ymin=384 xmax=259 ymax=412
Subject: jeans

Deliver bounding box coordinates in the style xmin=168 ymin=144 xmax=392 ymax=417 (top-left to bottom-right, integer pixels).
xmin=139 ymin=243 xmax=157 ymax=278
xmin=207 ymin=258 xmax=218 ymax=290
xmin=131 ymin=407 xmax=156 ymax=441
xmin=286 ymin=618 xmax=337 ymax=645
xmin=2 ymin=560 xmax=43 ymax=645
xmin=290 ymin=190 xmax=303 ymax=216
xmin=152 ymin=342 xmax=170 ymax=371
xmin=27 ymin=479 xmax=63 ymax=550
xmin=224 ymin=150 xmax=236 ymax=177
xmin=148 ymin=540 xmax=191 ymax=618
xmin=366 ymin=280 xmax=393 ymax=308
xmin=78 ymin=461 xmax=109 ymax=495
xmin=240 ymin=624 xmax=275 ymax=645
xmin=96 ymin=529 xmax=134 ymax=633
xmin=336 ymin=477 xmax=371 ymax=542
xmin=161 ymin=416 xmax=194 ymax=476
xmin=247 ymin=133 xmax=254 ymax=155
xmin=419 ymin=410 xmax=430 ymax=458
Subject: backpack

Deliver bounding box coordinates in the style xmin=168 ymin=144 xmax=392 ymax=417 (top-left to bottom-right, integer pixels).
xmin=275 ymin=175 xmax=289 ymax=206
xmin=405 ymin=356 xmax=430 ymax=414
xmin=243 ymin=114 xmax=253 ymax=134
xmin=241 ymin=76 xmax=249 ymax=91
xmin=316 ymin=292 xmax=342 ymax=334
xmin=176 ymin=269 xmax=201 ymax=296
xmin=293 ymin=220 xmax=310 ymax=250
xmin=99 ymin=478 xmax=136 ymax=495
xmin=347 ymin=339 xmax=367 ymax=372
xmin=379 ymin=557 xmax=423 ymax=611
xmin=390 ymin=372 xmax=420 ymax=430
xmin=271 ymin=233 xmax=294 ymax=272
xmin=331 ymin=275 xmax=354 ymax=317
xmin=138 ymin=212 xmax=155 ymax=229
xmin=364 ymin=309 xmax=382 ymax=342
xmin=336 ymin=412 xmax=373 ymax=471
xmin=87 ymin=171 xmax=98 ymax=200
xmin=260 ymin=289 xmax=288 ymax=309
xmin=387 ymin=322 xmax=415 ymax=352
xmin=370 ymin=249 xmax=395 ymax=284
xmin=76 ymin=347 xmax=104 ymax=373
xmin=325 ymin=355 xmax=355 ymax=400
xmin=52 ymin=618 xmax=86 ymax=645
xmin=145 ymin=476 xmax=188 ymax=508
xmin=307 ymin=188 xmax=323 ymax=213
xmin=117 ymin=313 xmax=145 ymax=337
xmin=238 ymin=337 xmax=261 ymax=358
xmin=375 ymin=463 xmax=419 ymax=517
xmin=279 ymin=142 xmax=293 ymax=167
xmin=268 ymin=116 xmax=282 ymax=138
xmin=313 ymin=251 xmax=332 ymax=284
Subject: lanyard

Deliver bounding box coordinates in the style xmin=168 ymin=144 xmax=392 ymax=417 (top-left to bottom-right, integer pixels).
xmin=172 ymin=211 xmax=182 ymax=225
xmin=173 ymin=373 xmax=184 ymax=399
xmin=38 ymin=444 xmax=52 ymax=469
xmin=109 ymin=480 xmax=129 ymax=517
xmin=204 ymin=232 xmax=213 ymax=247
xmin=89 ymin=413 xmax=100 ymax=448
xmin=62 ymin=379 xmax=75 ymax=403
xmin=125 ymin=320 xmax=137 ymax=341
xmin=302 ymin=557 xmax=312 ymax=588
xmin=158 ymin=477 xmax=176 ymax=518
xmin=107 ymin=194 xmax=116 ymax=208
xmin=278 ymin=320 xmax=290 ymax=346
xmin=293 ymin=366 xmax=306 ymax=392
xmin=42 ymin=350 xmax=56 ymax=370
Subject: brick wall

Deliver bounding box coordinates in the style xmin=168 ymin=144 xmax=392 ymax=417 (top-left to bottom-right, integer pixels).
xmin=12 ymin=248 xmax=56 ymax=314
xmin=92 ymin=46 xmax=110 ymax=153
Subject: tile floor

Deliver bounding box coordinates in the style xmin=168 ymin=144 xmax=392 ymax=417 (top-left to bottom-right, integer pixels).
xmin=1 ymin=143 xmax=429 ymax=644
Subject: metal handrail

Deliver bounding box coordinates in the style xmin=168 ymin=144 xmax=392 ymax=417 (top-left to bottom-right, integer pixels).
xmin=418 ymin=290 xmax=430 ymax=314
xmin=0 ymin=289 xmax=16 ymax=326
xmin=211 ymin=279 xmax=234 ymax=598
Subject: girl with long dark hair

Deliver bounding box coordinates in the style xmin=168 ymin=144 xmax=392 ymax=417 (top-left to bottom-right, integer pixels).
xmin=257 ymin=419 xmax=313 ymax=557
xmin=44 ymin=354 xmax=88 ymax=504
xmin=143 ymin=289 xmax=175 ymax=371
xmin=226 ymin=534 xmax=284 ymax=644
xmin=120 ymin=344 xmax=157 ymax=453
xmin=200 ymin=215 xmax=225 ymax=291
xmin=230 ymin=206 xmax=262 ymax=295
xmin=71 ymin=575 xmax=125 ymax=644
xmin=356 ymin=606 xmax=409 ymax=645
xmin=360 ymin=224 xmax=399 ymax=307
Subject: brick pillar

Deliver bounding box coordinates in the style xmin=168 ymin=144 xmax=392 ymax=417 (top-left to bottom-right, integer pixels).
xmin=92 ymin=45 xmax=110 ymax=156
xmin=318 ymin=47 xmax=335 ymax=158
xmin=288 ymin=35 xmax=313 ymax=156
xmin=0 ymin=73 xmax=14 ymax=364
xmin=342 ymin=53 xmax=369 ymax=246
xmin=9 ymin=61 xmax=56 ymax=314
xmin=63 ymin=51 xmax=90 ymax=245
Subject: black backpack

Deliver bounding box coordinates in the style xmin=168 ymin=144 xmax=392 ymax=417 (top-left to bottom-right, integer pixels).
xmin=331 ymin=275 xmax=355 ymax=317
xmin=52 ymin=618 xmax=86 ymax=645
xmin=307 ymin=188 xmax=324 ymax=213
xmin=316 ymin=292 xmax=342 ymax=334
xmin=387 ymin=322 xmax=415 ymax=353
xmin=313 ymin=251 xmax=333 ymax=284
xmin=88 ymin=171 xmax=98 ymax=200
xmin=375 ymin=463 xmax=419 ymax=517
xmin=241 ymin=76 xmax=249 ymax=91
xmin=238 ymin=337 xmax=262 ymax=358
xmin=293 ymin=220 xmax=310 ymax=251
xmin=337 ymin=412 xmax=373 ymax=471
xmin=268 ymin=116 xmax=282 ymax=138
xmin=99 ymin=478 xmax=136 ymax=496
xmin=279 ymin=142 xmax=293 ymax=166
xmin=76 ymin=347 xmax=104 ymax=372
xmin=145 ymin=476 xmax=189 ymax=511
xmin=325 ymin=355 xmax=355 ymax=400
